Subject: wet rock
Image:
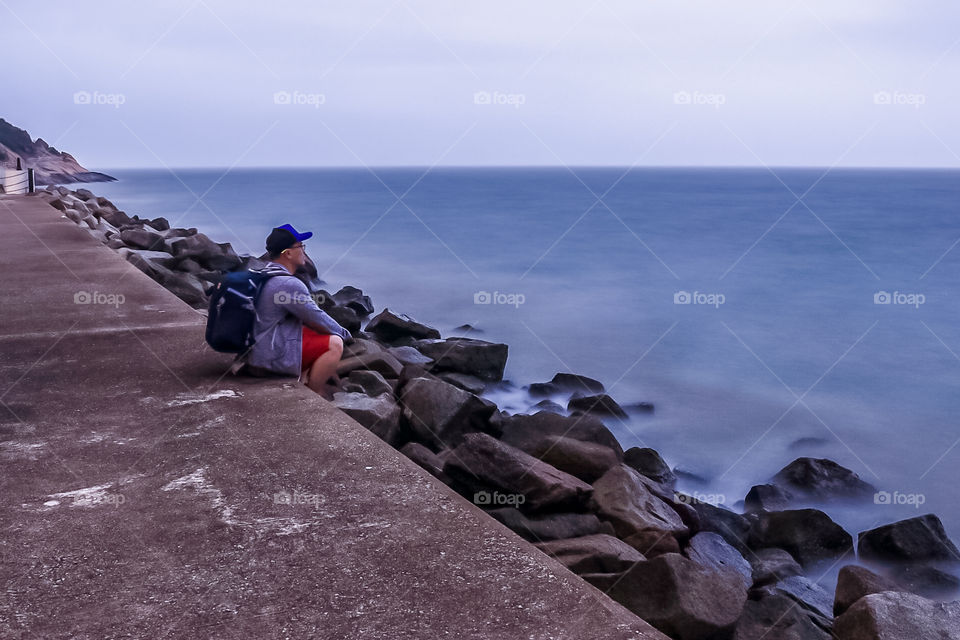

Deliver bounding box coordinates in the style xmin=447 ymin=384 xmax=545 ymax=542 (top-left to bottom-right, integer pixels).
xmin=833 ymin=591 xmax=960 ymax=639
xmin=623 ymin=530 xmax=682 ymax=557
xmin=345 ymin=370 xmax=393 ymax=398
xmin=344 ymin=338 xmax=383 ymax=359
xmin=568 ymin=393 xmax=627 ymax=418
xmin=400 ymin=377 xmax=497 ymax=449
xmin=535 ymin=534 xmax=645 ymax=574
xmin=623 ymin=448 xmax=676 ymax=489
xmin=532 ymin=399 xmax=565 ymax=414
xmin=119 ymin=227 xmax=166 ymax=251
xmin=336 ymin=351 xmax=404 ymax=379
xmin=768 ymin=575 xmax=834 ymax=620
xmin=164 ymin=272 xmax=208 ymax=307
xmin=444 ymin=433 xmax=592 ymax=513
xmin=332 ymin=391 xmax=401 ymax=446
xmin=685 ymin=531 xmax=752 ymax=590
xmin=589 ymin=465 xmax=688 ymax=542
xmin=858 ymin=514 xmax=960 ymax=564
xmin=331 ymin=285 xmax=374 ymax=316
xmin=500 ymin=411 xmax=624 ymax=459
xmin=551 ymin=372 xmax=605 ymax=394
xmin=750 ymin=547 xmax=803 ymax=587
xmin=488 ymin=508 xmax=608 ymax=542
xmin=365 ymin=308 xmax=441 ymax=342
xmin=327 ymin=305 xmax=361 ymax=334
xmin=387 ymin=346 xmax=433 ymax=367
xmin=685 ymin=498 xmax=752 ymax=555
xmin=525 ymin=435 xmax=621 ymax=483
xmin=415 ymin=337 xmax=508 ymax=382
xmin=772 ymin=457 xmax=875 ymax=502
xmin=399 ymin=442 xmax=447 ymax=480
xmin=744 ymin=484 xmax=794 ymax=513
xmin=147 ymin=216 xmax=170 ymax=231
xmin=834 ymin=565 xmax=901 ymax=617
xmin=607 ymin=553 xmax=748 ymax=640
xmin=889 ymin=564 xmax=960 ymax=599
xmin=436 ymin=372 xmax=485 ymax=395
xmin=734 ymin=592 xmax=832 ymax=640
xmin=749 ymin=509 xmax=853 ymax=567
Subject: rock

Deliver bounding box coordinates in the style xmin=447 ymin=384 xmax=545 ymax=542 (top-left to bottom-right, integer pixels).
xmin=175 ymin=257 xmax=203 ymax=274
xmin=332 ymin=391 xmax=401 ymax=446
xmin=770 ymin=575 xmax=835 ymax=620
xmin=400 ymin=377 xmax=497 ymax=449
xmin=734 ymin=592 xmax=832 ymax=640
xmin=685 ymin=498 xmax=752 ymax=555
xmin=80 ymin=214 xmax=98 ymax=230
xmin=74 ymin=188 xmax=94 ymax=201
xmin=500 ymin=411 xmax=624 ymax=459
xmin=415 ymin=337 xmax=508 ymax=382
xmin=120 ymin=249 xmax=177 ymax=282
xmin=327 ymin=305 xmax=361 ymax=334
xmin=623 ymin=530 xmax=682 ymax=557
xmin=436 ymin=372 xmax=485 ymax=395
xmin=834 ymin=565 xmax=901 ymax=616
xmin=551 ymin=373 xmax=605 ymax=394
xmin=744 ymin=484 xmax=794 ymax=513
xmin=343 ymin=338 xmax=383 ymax=359
xmin=336 ymin=351 xmax=404 ymax=379
xmin=332 ymin=285 xmax=374 ymax=316
xmin=399 ymin=442 xmax=447 ymax=480
xmin=772 ymin=457 xmax=875 ymax=501
xmin=387 ymin=346 xmax=433 ymax=367
xmin=532 ymin=399 xmax=565 ymax=414
xmin=623 ymin=448 xmax=676 ymax=489
xmin=63 ymin=209 xmax=82 ymax=224
xmin=526 ymin=435 xmax=621 ymax=483
xmin=98 ymin=209 xmax=132 ymax=228
xmin=365 ymin=308 xmax=441 ymax=342
xmin=488 ymin=508 xmax=608 ymax=542
xmin=833 ymin=591 xmax=960 ymax=639
xmin=589 ymin=465 xmax=688 ymax=542
xmin=607 ymin=553 xmax=748 ymax=640
xmin=203 ymin=252 xmax=244 ymax=272
xmin=535 ymin=534 xmax=645 ymax=574
xmin=568 ymin=393 xmax=627 ymax=418
xmin=749 ymin=509 xmax=853 ymax=567
xmin=858 ymin=514 xmax=960 ymax=564
xmin=119 ymin=227 xmax=166 ymax=251
xmin=147 ymin=216 xmax=170 ymax=231
xmin=164 ymin=272 xmax=209 ymax=307
xmin=889 ymin=564 xmax=960 ymax=599
xmin=444 ymin=433 xmax=593 ymax=513
xmin=527 ymin=381 xmax=562 ymax=397
xmin=750 ymin=548 xmax=802 ymax=587
xmin=685 ymin=531 xmax=752 ymax=590
xmin=345 ymin=370 xmax=393 ymax=398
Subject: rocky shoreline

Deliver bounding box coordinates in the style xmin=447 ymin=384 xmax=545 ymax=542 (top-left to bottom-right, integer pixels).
xmin=35 ymin=184 xmax=960 ymax=639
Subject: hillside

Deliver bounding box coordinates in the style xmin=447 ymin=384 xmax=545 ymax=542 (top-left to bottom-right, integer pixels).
xmin=0 ymin=118 xmax=114 ymax=185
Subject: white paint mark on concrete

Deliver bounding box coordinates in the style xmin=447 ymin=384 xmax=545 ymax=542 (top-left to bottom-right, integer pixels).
xmin=166 ymin=390 xmax=242 ymax=407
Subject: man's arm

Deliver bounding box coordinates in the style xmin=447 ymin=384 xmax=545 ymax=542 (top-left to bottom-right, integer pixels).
xmin=274 ymin=277 xmax=352 ymax=342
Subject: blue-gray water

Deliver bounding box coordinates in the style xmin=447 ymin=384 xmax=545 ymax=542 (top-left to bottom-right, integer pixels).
xmin=89 ymin=167 xmax=960 ymax=546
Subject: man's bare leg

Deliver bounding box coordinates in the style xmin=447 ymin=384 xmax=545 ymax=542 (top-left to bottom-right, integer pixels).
xmin=306 ymin=335 xmax=344 ymax=397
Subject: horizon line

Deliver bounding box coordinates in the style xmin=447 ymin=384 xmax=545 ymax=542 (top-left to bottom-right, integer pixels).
xmin=94 ymin=164 xmax=960 ymax=171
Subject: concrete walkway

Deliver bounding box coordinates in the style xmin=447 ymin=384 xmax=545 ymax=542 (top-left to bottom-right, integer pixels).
xmin=0 ymin=195 xmax=666 ymax=640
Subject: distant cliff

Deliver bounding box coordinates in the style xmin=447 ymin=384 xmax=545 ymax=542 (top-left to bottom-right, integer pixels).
xmin=0 ymin=118 xmax=115 ymax=185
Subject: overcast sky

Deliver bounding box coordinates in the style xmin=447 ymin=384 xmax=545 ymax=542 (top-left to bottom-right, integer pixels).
xmin=5 ymin=0 xmax=959 ymax=168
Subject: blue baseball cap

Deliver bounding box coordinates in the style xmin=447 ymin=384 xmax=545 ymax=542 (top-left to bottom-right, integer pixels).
xmin=266 ymin=224 xmax=313 ymax=254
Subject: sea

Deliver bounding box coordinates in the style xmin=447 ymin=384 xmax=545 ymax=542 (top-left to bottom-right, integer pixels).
xmin=86 ymin=166 xmax=960 ymax=564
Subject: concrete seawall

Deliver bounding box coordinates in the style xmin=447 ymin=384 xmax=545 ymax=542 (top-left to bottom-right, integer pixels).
xmin=0 ymin=195 xmax=666 ymax=639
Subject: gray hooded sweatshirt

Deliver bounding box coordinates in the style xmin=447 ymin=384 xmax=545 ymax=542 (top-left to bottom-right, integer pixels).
xmin=246 ymin=262 xmax=351 ymax=376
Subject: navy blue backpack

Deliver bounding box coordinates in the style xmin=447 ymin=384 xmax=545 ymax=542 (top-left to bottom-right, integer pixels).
xmin=205 ymin=270 xmax=280 ymax=353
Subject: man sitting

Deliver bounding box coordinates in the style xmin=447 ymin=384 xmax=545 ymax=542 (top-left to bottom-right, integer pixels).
xmin=246 ymin=224 xmax=351 ymax=399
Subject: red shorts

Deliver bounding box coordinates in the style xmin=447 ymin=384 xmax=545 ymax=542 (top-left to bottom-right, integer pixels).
xmin=301 ymin=327 xmax=333 ymax=371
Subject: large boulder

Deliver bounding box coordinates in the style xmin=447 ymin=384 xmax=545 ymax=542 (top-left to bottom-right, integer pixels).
xmin=623 ymin=447 xmax=676 ymax=489
xmin=336 ymin=350 xmax=404 ymax=379
xmin=734 ymin=592 xmax=832 ymax=640
xmin=772 ymin=458 xmax=875 ymax=502
xmin=332 ymin=392 xmax=401 ymax=446
xmin=858 ymin=514 xmax=960 ymax=564
xmin=525 ymin=435 xmax=621 ymax=483
xmin=551 ymin=372 xmax=606 ymax=394
xmin=332 ymin=285 xmax=374 ymax=316
xmin=568 ymin=393 xmax=627 ymax=418
xmin=589 ymin=465 xmax=688 ymax=544
xmin=768 ymin=575 xmax=835 ymax=621
xmin=684 ymin=531 xmax=752 ymax=591
xmin=744 ymin=484 xmax=794 ymax=513
xmin=535 ymin=534 xmax=645 ymax=574
xmin=327 ymin=305 xmax=361 ymax=334
xmin=436 ymin=372 xmax=486 ymax=395
xmin=387 ymin=346 xmax=433 ymax=367
xmin=889 ymin=563 xmax=960 ymax=599
xmin=119 ymin=227 xmax=166 ymax=251
xmin=344 ymin=369 xmax=393 ymax=398
xmin=365 ymin=308 xmax=440 ymax=342
xmin=488 ymin=508 xmax=608 ymax=542
xmin=500 ymin=411 xmax=624 ymax=459
xmin=750 ymin=547 xmax=803 ymax=587
xmin=164 ymin=272 xmax=209 ymax=307
xmin=607 ymin=553 xmax=748 ymax=640
xmin=414 ymin=337 xmax=508 ymax=382
xmin=748 ymin=509 xmax=853 ymax=567
xmin=444 ymin=433 xmax=592 ymax=513
xmin=834 ymin=565 xmax=901 ymax=617
xmin=399 ymin=442 xmax=447 ymax=480
xmin=833 ymin=591 xmax=960 ymax=639
xmin=400 ymin=377 xmax=497 ymax=449
xmin=685 ymin=498 xmax=751 ymax=555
